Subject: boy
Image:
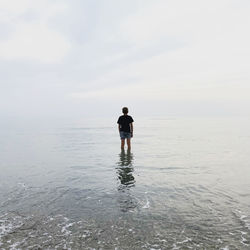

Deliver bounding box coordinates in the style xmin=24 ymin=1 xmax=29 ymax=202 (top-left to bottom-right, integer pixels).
xmin=117 ymin=107 xmax=134 ymax=150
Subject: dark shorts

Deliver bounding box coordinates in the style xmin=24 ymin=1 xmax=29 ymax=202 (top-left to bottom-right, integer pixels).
xmin=120 ymin=131 xmax=131 ymax=139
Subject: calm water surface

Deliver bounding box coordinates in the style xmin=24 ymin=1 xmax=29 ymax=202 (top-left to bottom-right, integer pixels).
xmin=0 ymin=117 xmax=250 ymax=249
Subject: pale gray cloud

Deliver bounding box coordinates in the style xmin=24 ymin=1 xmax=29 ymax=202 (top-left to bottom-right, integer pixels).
xmin=0 ymin=0 xmax=249 ymax=118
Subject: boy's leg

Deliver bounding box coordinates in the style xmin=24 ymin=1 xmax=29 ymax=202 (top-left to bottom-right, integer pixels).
xmin=126 ymin=138 xmax=131 ymax=150
xmin=121 ymin=139 xmax=125 ymax=149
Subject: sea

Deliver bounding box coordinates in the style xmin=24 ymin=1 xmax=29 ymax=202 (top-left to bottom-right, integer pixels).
xmin=0 ymin=116 xmax=250 ymax=249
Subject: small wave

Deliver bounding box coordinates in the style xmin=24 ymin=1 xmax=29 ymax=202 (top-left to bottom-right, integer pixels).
xmin=0 ymin=213 xmax=25 ymax=248
xmin=142 ymin=197 xmax=150 ymax=209
xmin=235 ymin=210 xmax=250 ymax=230
xmin=61 ymin=222 xmax=75 ymax=236
xmin=17 ymin=183 xmax=26 ymax=188
xmin=0 ymin=214 xmax=23 ymax=237
xmin=220 ymin=247 xmax=229 ymax=250
xmin=233 ymin=210 xmax=250 ymax=246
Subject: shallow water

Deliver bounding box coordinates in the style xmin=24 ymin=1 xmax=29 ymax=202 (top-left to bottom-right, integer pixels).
xmin=0 ymin=117 xmax=250 ymax=249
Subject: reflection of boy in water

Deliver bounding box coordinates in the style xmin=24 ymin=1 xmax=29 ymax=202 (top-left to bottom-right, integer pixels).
xmin=117 ymin=107 xmax=134 ymax=150
xmin=117 ymin=150 xmax=136 ymax=211
xmin=117 ymin=150 xmax=135 ymax=187
xmin=118 ymin=149 xmax=133 ymax=167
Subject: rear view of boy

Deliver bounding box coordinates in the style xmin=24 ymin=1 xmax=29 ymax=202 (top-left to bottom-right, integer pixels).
xmin=117 ymin=107 xmax=134 ymax=150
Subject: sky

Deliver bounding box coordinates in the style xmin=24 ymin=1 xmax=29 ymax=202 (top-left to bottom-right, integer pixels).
xmin=0 ymin=0 xmax=250 ymax=120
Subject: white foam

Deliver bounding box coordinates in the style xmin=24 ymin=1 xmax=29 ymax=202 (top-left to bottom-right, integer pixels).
xmin=0 ymin=221 xmax=14 ymax=236
xmin=61 ymin=222 xmax=75 ymax=236
xmin=0 ymin=216 xmax=27 ymax=250
xmin=0 ymin=213 xmax=8 ymax=219
xmin=217 ymin=238 xmax=223 ymax=243
xmin=9 ymin=238 xmax=26 ymax=250
xmin=10 ymin=241 xmax=20 ymax=250
xmin=63 ymin=243 xmax=71 ymax=249
xmin=176 ymin=237 xmax=192 ymax=244
xmin=240 ymin=215 xmax=247 ymax=220
xmin=17 ymin=183 xmax=26 ymax=188
xmin=151 ymin=244 xmax=160 ymax=248
xmin=240 ymin=232 xmax=249 ymax=246
xmin=235 ymin=210 xmax=250 ymax=230
xmin=240 ymin=231 xmax=247 ymax=235
xmin=142 ymin=198 xmax=150 ymax=209
xmin=64 ymin=217 xmax=69 ymax=222
xmin=172 ymin=243 xmax=180 ymax=249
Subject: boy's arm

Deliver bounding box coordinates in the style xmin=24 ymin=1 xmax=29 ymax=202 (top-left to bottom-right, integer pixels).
xmin=130 ymin=123 xmax=133 ymax=137
xmin=118 ymin=124 xmax=120 ymax=132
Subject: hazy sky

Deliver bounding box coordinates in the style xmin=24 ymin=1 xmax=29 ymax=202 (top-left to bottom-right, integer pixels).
xmin=1 ymin=0 xmax=250 ymax=119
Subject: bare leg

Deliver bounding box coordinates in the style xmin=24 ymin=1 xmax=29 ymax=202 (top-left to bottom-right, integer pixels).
xmin=121 ymin=139 xmax=125 ymax=149
xmin=127 ymin=138 xmax=131 ymax=150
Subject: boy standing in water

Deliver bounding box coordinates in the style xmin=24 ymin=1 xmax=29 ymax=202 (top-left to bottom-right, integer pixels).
xmin=117 ymin=107 xmax=134 ymax=150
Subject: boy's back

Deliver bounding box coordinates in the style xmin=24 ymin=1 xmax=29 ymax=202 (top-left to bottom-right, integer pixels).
xmin=117 ymin=115 xmax=133 ymax=133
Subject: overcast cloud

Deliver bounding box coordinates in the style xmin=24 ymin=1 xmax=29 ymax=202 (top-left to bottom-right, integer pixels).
xmin=0 ymin=0 xmax=250 ymax=119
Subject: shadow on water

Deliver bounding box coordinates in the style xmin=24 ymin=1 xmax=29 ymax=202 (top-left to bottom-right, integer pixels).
xmin=116 ymin=149 xmax=137 ymax=212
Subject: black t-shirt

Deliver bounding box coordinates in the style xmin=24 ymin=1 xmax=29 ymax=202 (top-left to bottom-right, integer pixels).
xmin=117 ymin=115 xmax=134 ymax=132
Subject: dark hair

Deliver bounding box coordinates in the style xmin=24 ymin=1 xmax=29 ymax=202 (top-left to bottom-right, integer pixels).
xmin=122 ymin=107 xmax=128 ymax=114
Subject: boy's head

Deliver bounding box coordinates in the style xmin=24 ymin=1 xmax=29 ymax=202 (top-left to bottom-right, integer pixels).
xmin=122 ymin=107 xmax=128 ymax=114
